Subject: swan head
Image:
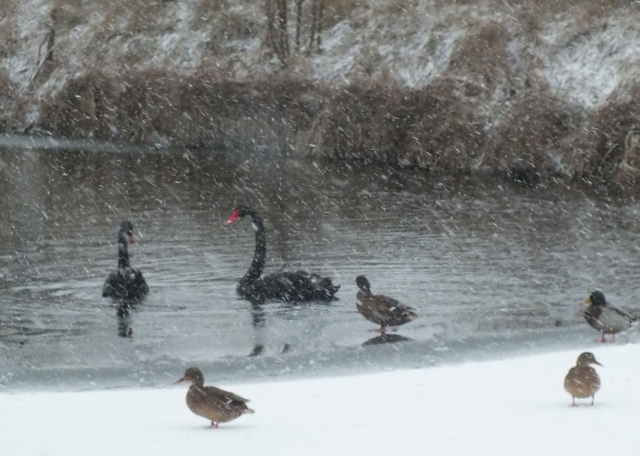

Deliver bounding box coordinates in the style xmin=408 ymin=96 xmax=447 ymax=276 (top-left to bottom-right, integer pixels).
xmin=356 ymin=275 xmax=371 ymax=294
xmin=584 ymin=290 xmax=607 ymax=307
xmin=226 ymin=205 xmax=255 ymax=225
xmin=119 ymin=220 xmax=135 ymax=244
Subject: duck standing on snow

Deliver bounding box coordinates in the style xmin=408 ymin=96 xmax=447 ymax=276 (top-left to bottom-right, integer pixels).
xmin=175 ymin=367 xmax=254 ymax=428
xmin=583 ymin=291 xmax=636 ymax=342
xmin=102 ymin=220 xmax=148 ymax=302
xmin=355 ymin=275 xmax=417 ymax=334
xmin=564 ymin=352 xmax=602 ymax=406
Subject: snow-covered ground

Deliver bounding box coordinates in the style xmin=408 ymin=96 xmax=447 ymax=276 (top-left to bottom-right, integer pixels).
xmin=2 ymin=343 xmax=637 ymax=456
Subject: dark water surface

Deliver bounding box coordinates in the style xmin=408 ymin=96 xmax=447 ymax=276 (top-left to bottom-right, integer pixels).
xmin=1 ymin=144 xmax=639 ymax=391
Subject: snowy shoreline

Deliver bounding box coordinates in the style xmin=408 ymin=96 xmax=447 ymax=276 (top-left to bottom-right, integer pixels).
xmin=3 ymin=343 xmax=637 ymax=456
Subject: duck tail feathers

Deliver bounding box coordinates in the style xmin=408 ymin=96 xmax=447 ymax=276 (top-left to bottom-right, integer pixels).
xmin=243 ymin=407 xmax=255 ymax=415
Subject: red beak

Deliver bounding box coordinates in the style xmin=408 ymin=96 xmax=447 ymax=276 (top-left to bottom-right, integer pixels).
xmin=128 ymin=234 xmax=135 ymax=244
xmin=174 ymin=376 xmax=187 ymax=384
xmin=226 ymin=209 xmax=240 ymax=225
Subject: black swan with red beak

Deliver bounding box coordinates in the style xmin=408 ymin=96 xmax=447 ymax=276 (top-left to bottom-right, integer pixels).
xmin=226 ymin=205 xmax=340 ymax=303
xmin=102 ymin=220 xmax=149 ymax=302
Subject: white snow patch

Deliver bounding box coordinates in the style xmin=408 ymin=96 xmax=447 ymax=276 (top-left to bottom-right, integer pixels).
xmin=2 ymin=344 xmax=639 ymax=455
xmin=541 ymin=16 xmax=640 ymax=108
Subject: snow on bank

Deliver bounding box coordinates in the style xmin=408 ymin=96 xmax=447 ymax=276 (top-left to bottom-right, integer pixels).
xmin=2 ymin=344 xmax=638 ymax=456
xmin=3 ymin=0 xmax=640 ymax=112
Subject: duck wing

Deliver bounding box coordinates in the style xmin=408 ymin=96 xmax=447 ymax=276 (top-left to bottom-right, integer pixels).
xmin=596 ymin=307 xmax=634 ymax=333
xmin=202 ymin=386 xmax=250 ymax=405
xmin=378 ymin=295 xmax=418 ymax=324
xmin=358 ymin=293 xmax=417 ymax=326
xmin=609 ymin=305 xmax=636 ymax=323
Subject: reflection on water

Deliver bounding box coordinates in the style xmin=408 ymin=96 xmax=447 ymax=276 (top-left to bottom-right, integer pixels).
xmin=1 ymin=145 xmax=640 ymax=390
xmin=362 ymin=334 xmax=412 ymax=346
xmin=115 ymin=304 xmax=134 ymax=338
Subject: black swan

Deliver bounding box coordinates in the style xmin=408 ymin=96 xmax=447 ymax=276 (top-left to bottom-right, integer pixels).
xmin=102 ymin=220 xmax=149 ymax=302
xmin=226 ymin=205 xmax=340 ymax=303
xmin=355 ymin=275 xmax=417 ymax=334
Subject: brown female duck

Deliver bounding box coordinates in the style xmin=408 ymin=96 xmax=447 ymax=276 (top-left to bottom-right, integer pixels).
xmin=564 ymin=352 xmax=602 ymax=406
xmin=355 ymin=275 xmax=417 ymax=334
xmin=583 ymin=291 xmax=636 ymax=342
xmin=175 ymin=367 xmax=254 ymax=427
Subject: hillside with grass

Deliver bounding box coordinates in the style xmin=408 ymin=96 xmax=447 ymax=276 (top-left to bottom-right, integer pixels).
xmin=1 ymin=0 xmax=640 ymax=186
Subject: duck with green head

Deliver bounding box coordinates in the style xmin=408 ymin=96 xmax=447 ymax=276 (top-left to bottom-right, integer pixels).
xmin=583 ymin=291 xmax=636 ymax=342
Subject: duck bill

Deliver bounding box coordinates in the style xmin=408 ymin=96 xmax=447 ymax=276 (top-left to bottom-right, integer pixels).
xmin=593 ymin=360 xmax=603 ymax=366
xmin=226 ymin=210 xmax=240 ymax=225
xmin=583 ymin=297 xmax=591 ymax=305
xmin=174 ymin=376 xmax=187 ymax=384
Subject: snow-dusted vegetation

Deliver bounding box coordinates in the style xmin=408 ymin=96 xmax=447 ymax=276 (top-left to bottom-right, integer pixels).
xmin=1 ymin=0 xmax=640 ymax=184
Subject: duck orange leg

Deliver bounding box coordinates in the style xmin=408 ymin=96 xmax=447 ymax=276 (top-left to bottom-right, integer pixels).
xmin=211 ymin=421 xmax=219 ymax=428
xmin=598 ymin=333 xmax=606 ymax=343
xmin=611 ymin=332 xmax=616 ymax=342
xmin=380 ymin=323 xmax=387 ymax=335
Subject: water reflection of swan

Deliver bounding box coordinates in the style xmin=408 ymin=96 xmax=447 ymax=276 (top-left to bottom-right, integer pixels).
xmin=362 ymin=333 xmax=412 ymax=346
xmin=247 ymin=301 xmax=293 ymax=357
xmin=248 ymin=301 xmax=265 ymax=356
xmin=115 ymin=304 xmax=134 ymax=338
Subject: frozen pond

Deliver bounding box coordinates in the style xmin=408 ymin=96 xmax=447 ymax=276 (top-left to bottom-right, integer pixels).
xmin=1 ymin=144 xmax=639 ymax=391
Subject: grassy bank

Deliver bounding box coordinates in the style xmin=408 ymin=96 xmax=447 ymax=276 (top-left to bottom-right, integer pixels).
xmin=1 ymin=0 xmax=640 ymax=187
xmin=27 ymin=69 xmax=640 ymax=188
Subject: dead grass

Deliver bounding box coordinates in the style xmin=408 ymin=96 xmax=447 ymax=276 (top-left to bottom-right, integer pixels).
xmin=448 ymin=21 xmax=513 ymax=92
xmin=38 ymin=71 xmax=322 ymax=149
xmin=55 ymin=0 xmax=87 ymax=28
xmin=98 ymin=0 xmax=170 ymax=36
xmin=29 ymin=67 xmax=640 ymax=188
xmin=0 ymin=68 xmax=16 ymax=128
xmin=582 ymin=85 xmax=640 ymax=187
xmin=310 ymin=78 xmax=487 ymax=172
xmin=480 ymin=92 xmax=586 ymax=182
xmin=323 ymin=0 xmax=363 ymax=28
xmin=0 ymin=0 xmax=20 ymax=59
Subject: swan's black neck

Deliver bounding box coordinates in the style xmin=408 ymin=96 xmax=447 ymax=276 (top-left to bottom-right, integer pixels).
xmin=358 ymin=286 xmax=372 ymax=298
xmin=240 ymin=210 xmax=266 ymax=286
xmin=118 ymin=231 xmax=130 ymax=270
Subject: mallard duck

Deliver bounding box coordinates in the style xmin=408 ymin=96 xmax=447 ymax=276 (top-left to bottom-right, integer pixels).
xmin=355 ymin=275 xmax=417 ymax=334
xmin=583 ymin=291 xmax=636 ymax=342
xmin=564 ymin=352 xmax=602 ymax=406
xmin=175 ymin=367 xmax=254 ymax=427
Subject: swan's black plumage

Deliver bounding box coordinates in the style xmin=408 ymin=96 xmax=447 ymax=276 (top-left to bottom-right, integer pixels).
xmin=102 ymin=220 xmax=148 ymax=302
xmin=226 ymin=205 xmax=340 ymax=304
